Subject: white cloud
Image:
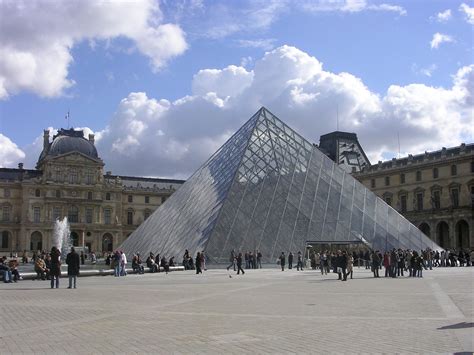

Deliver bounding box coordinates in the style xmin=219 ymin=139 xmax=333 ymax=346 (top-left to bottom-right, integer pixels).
xmin=434 ymin=9 xmax=452 ymax=22
xmin=459 ymin=3 xmax=474 ymax=24
xmin=301 ymin=0 xmax=406 ymax=15
xmin=0 ymin=134 xmax=25 ymax=167
xmin=413 ymin=64 xmax=437 ymax=77
xmin=430 ymin=33 xmax=455 ymax=49
xmin=7 ymin=46 xmax=473 ymax=180
xmin=0 ymin=0 xmax=187 ymax=99
xmin=236 ymin=39 xmax=277 ymax=50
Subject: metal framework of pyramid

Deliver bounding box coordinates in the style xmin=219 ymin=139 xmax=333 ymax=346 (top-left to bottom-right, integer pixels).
xmin=121 ymin=108 xmax=441 ymax=262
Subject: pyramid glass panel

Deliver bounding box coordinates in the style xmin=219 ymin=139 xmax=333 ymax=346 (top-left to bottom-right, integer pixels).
xmin=121 ymin=107 xmax=442 ymax=262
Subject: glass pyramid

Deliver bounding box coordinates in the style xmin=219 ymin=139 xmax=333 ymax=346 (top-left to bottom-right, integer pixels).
xmin=120 ymin=107 xmax=441 ymax=262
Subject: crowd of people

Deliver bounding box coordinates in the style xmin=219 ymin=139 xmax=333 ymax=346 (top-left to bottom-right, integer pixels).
xmin=309 ymin=248 xmax=474 ymax=280
xmin=2 ymin=246 xmax=473 ymax=284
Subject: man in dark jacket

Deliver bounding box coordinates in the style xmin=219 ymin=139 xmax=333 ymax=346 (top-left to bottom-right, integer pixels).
xmin=288 ymin=252 xmax=293 ymax=269
xmin=66 ymin=247 xmax=80 ymax=289
xmin=280 ymin=252 xmax=286 ymax=271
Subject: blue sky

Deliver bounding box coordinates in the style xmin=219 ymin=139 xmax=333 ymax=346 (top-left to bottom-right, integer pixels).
xmin=0 ymin=0 xmax=472 ymax=178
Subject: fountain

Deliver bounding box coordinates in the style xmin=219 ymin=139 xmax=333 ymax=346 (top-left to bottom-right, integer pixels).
xmin=53 ymin=217 xmax=72 ymax=257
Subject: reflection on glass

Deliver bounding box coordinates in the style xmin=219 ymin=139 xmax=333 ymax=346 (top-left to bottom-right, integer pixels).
xmin=120 ymin=108 xmax=442 ymax=263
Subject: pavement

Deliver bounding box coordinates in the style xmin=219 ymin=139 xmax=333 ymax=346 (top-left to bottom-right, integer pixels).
xmin=0 ymin=266 xmax=473 ymax=354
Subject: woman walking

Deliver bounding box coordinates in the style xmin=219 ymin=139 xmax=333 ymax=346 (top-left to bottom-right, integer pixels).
xmin=50 ymin=246 xmax=61 ymax=289
xmin=347 ymin=253 xmax=354 ymax=279
xmin=236 ymin=253 xmax=245 ymax=275
xmin=195 ymin=252 xmax=202 ymax=274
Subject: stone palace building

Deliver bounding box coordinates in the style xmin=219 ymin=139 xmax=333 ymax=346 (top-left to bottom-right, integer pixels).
xmin=0 ymin=128 xmax=184 ymax=254
xmin=353 ymin=144 xmax=473 ymax=250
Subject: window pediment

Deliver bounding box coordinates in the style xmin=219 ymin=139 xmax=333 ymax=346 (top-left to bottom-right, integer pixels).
xmin=430 ymin=184 xmax=443 ymax=192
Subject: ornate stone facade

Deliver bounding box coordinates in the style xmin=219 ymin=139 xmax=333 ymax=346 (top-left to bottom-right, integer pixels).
xmin=353 ymin=144 xmax=473 ymax=250
xmin=0 ymin=128 xmax=184 ymax=254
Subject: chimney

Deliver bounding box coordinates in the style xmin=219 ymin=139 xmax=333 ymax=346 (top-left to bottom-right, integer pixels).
xmin=43 ymin=130 xmax=50 ymax=150
xmin=18 ymin=163 xmax=24 ymax=170
xmin=88 ymin=133 xmax=95 ymax=144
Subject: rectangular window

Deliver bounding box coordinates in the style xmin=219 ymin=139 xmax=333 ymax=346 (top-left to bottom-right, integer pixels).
xmin=451 ymin=165 xmax=457 ymax=176
xmin=385 ymin=176 xmax=390 ymax=186
xmin=87 ymin=191 xmax=93 ymax=200
xmin=144 ymin=210 xmax=151 ymax=220
xmin=433 ymin=191 xmax=440 ymax=209
xmin=162 ymin=196 xmax=167 ymax=203
xmin=69 ymin=170 xmax=78 ymax=184
xmin=400 ymin=195 xmax=407 ymax=213
xmin=106 ymin=192 xmax=111 ymax=201
xmin=104 ymin=209 xmax=111 ymax=225
xmin=416 ymin=193 xmax=423 ymax=211
xmin=2 ymin=206 xmax=10 ymax=222
xmin=400 ymin=173 xmax=405 ymax=184
xmin=56 ymin=168 xmax=62 ymax=182
xmin=68 ymin=207 xmax=79 ymax=223
xmin=385 ymin=197 xmax=392 ymax=206
xmin=128 ymin=195 xmax=133 ymax=203
xmin=86 ymin=171 xmax=94 ymax=185
xmin=33 ymin=207 xmax=40 ymax=223
xmin=127 ymin=211 xmax=133 ymax=225
xmin=56 ymin=189 xmax=61 ymax=198
xmin=416 ymin=171 xmax=422 ymax=182
xmin=145 ymin=196 xmax=150 ymax=204
xmin=451 ymin=189 xmax=459 ymax=208
xmin=4 ymin=188 xmax=10 ymax=198
xmin=52 ymin=207 xmax=61 ymax=221
xmin=433 ymin=168 xmax=438 ymax=179
xmin=86 ymin=208 xmax=93 ymax=224
xmin=370 ymin=179 xmax=375 ymax=188
xmin=471 ymin=161 xmax=474 ymax=173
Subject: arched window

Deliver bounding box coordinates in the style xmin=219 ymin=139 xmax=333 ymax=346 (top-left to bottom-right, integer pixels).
xmin=70 ymin=231 xmax=79 ymax=247
xmin=102 ymin=233 xmax=113 ymax=252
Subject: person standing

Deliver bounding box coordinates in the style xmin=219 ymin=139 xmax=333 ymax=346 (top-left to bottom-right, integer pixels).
xmin=288 ymin=252 xmax=293 ymax=269
xmin=120 ymin=251 xmax=127 ymax=276
xmin=346 ymin=253 xmax=354 ymax=279
xmin=50 ymin=246 xmax=61 ymax=289
xmin=226 ymin=249 xmax=236 ymax=271
xmin=66 ymin=247 xmax=80 ymax=289
xmin=371 ymin=251 xmax=380 ymax=278
xmin=279 ymin=252 xmax=286 ymax=271
xmin=236 ymin=252 xmax=245 ymax=275
xmin=256 ymin=250 xmax=262 ymax=269
xmin=195 ymin=252 xmax=202 ymax=274
xmin=296 ymin=251 xmax=304 ymax=271
xmin=80 ymin=251 xmax=85 ymax=265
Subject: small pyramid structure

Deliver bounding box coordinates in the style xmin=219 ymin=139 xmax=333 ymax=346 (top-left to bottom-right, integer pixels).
xmin=120 ymin=108 xmax=441 ymax=262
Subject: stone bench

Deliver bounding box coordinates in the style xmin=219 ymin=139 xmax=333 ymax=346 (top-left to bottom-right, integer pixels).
xmin=1 ymin=265 xmax=185 ymax=281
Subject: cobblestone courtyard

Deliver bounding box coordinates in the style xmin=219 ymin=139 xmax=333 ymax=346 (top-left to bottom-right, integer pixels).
xmin=1 ymin=267 xmax=473 ymax=354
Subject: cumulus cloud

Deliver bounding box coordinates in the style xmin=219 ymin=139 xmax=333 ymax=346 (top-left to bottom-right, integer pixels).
xmin=0 ymin=134 xmax=25 ymax=168
xmin=0 ymin=0 xmax=187 ymax=99
xmin=459 ymin=3 xmax=474 ymax=24
xmin=433 ymin=9 xmax=452 ymax=22
xmin=8 ymin=46 xmax=473 ymax=180
xmin=430 ymin=33 xmax=455 ymax=49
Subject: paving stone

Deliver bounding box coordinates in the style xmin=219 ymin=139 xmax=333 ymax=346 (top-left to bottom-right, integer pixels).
xmin=0 ymin=267 xmax=472 ymax=353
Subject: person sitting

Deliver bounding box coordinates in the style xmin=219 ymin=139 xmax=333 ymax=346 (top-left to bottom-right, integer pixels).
xmin=34 ymin=256 xmax=48 ymax=280
xmin=8 ymin=258 xmax=22 ymax=282
xmin=132 ymin=254 xmax=145 ymax=274
xmin=146 ymin=253 xmax=158 ymax=273
xmin=0 ymin=257 xmax=13 ymax=283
